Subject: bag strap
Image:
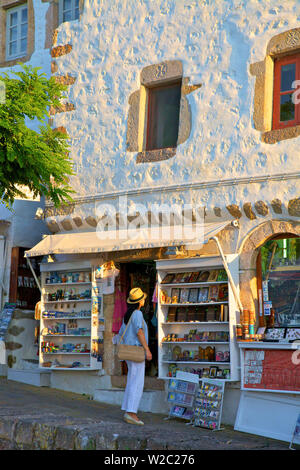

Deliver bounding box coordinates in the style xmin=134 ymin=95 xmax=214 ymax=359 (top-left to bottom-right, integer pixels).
xmin=118 ymin=310 xmax=145 ymax=345
xmin=118 ymin=312 xmax=134 ymax=345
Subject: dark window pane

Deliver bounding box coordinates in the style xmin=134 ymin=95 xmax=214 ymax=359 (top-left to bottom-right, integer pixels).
xmin=147 ymin=83 xmax=181 ymax=150
xmin=10 ymin=12 xmax=18 ymax=27
xmin=10 ymin=26 xmax=18 ymax=42
xmin=20 ymin=37 xmax=27 ymax=53
xmin=280 ymin=63 xmax=296 ymax=92
xmin=21 ymin=7 xmax=28 ymax=23
xmin=280 ymin=93 xmax=295 ymax=122
xmin=21 ymin=23 xmax=27 ymax=38
xmin=63 ymin=0 xmax=72 ymax=9
xmin=63 ymin=9 xmax=72 ymax=22
xmin=9 ymin=41 xmax=17 ymax=56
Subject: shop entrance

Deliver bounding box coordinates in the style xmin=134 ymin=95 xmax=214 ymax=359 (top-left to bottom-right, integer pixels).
xmin=257 ymin=235 xmax=300 ymax=329
xmin=120 ymin=260 xmax=158 ymax=377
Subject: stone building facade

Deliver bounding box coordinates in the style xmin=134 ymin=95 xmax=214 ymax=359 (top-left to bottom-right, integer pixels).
xmin=1 ymin=1 xmax=300 ymax=425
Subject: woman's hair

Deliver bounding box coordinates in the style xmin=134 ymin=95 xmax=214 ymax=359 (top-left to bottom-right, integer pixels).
xmin=123 ymin=303 xmax=138 ymax=325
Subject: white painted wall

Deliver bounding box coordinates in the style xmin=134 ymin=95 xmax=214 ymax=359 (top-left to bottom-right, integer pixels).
xmin=50 ymin=0 xmax=299 ymax=211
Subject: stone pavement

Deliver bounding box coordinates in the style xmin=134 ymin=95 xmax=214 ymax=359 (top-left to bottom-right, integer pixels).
xmin=0 ymin=377 xmax=292 ymax=450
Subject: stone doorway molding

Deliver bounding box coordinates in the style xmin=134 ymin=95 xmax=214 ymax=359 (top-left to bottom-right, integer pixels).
xmin=238 ymin=219 xmax=300 ymax=313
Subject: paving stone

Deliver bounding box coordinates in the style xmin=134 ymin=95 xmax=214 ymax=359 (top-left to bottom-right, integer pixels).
xmin=0 ymin=378 xmax=291 ymax=451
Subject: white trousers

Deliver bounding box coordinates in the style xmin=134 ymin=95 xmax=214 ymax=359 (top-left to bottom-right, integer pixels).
xmin=121 ymin=360 xmax=145 ymax=413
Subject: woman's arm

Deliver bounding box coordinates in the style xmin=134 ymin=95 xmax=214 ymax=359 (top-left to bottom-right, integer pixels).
xmin=137 ymin=328 xmax=152 ymax=361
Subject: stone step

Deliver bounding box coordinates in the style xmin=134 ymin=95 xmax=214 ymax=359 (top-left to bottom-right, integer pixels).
xmin=93 ymin=389 xmax=168 ymax=414
xmin=7 ymin=368 xmax=51 ymax=387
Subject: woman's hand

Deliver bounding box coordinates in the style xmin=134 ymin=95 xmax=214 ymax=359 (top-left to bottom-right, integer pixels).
xmin=145 ymin=348 xmax=152 ymax=361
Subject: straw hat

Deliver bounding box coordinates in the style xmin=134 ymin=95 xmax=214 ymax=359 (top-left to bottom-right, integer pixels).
xmin=127 ymin=287 xmax=147 ymax=304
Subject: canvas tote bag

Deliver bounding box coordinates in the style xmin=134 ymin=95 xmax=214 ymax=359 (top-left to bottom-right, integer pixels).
xmin=117 ymin=313 xmax=145 ymax=362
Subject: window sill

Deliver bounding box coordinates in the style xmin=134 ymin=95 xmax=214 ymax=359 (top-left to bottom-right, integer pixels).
xmin=136 ymin=147 xmax=176 ymax=163
xmin=0 ymin=54 xmax=31 ymax=69
xmin=262 ymin=124 xmax=300 ymax=144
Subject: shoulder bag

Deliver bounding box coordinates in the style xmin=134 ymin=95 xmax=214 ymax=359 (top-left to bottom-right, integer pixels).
xmin=117 ymin=313 xmax=145 ymax=362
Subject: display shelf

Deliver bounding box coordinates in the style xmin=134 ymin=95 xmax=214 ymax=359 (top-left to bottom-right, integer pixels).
xmin=161 ymin=281 xmax=226 ymax=287
xmin=42 ymin=352 xmax=90 ymax=355
xmin=40 ymin=367 xmax=97 ymax=371
xmin=162 ymin=376 xmax=233 ymax=382
xmin=42 ymin=316 xmax=91 ymax=320
xmin=162 ymin=361 xmax=230 ymax=365
xmin=39 ymin=261 xmax=103 ymax=372
xmin=162 ymin=341 xmax=229 ymax=345
xmin=44 ymin=299 xmax=91 ymax=304
xmin=41 ymin=335 xmax=91 ymax=338
xmin=161 ymin=302 xmax=228 ymax=307
xmin=45 ymin=282 xmax=91 ymax=287
xmin=162 ymin=322 xmax=229 ymax=325
xmin=156 ymin=256 xmax=240 ymax=382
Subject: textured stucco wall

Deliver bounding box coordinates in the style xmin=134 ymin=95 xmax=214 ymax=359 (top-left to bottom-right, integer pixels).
xmin=50 ymin=0 xmax=300 ymax=209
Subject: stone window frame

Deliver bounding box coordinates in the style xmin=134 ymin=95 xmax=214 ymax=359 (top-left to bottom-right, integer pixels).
xmin=0 ymin=0 xmax=34 ymax=68
xmin=250 ymin=27 xmax=300 ymax=144
xmin=5 ymin=2 xmax=28 ymax=61
xmin=126 ymin=60 xmax=201 ymax=163
xmin=58 ymin=0 xmax=79 ymax=25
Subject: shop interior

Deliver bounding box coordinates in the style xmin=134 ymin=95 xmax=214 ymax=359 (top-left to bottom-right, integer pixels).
xmin=117 ymin=260 xmax=158 ymax=377
xmin=257 ymin=235 xmax=300 ymax=331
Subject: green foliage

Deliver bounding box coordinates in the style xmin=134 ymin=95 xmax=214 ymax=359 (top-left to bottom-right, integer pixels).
xmin=0 ymin=63 xmax=75 ymax=208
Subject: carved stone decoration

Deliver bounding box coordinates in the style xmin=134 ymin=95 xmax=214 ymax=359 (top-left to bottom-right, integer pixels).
xmin=85 ymin=216 xmax=98 ymax=227
xmin=271 ymin=199 xmax=283 ymax=214
xmin=61 ymin=218 xmax=73 ymax=231
xmin=46 ymin=220 xmax=60 ymax=233
xmin=254 ymin=201 xmax=269 ymax=217
xmin=288 ymin=198 xmax=300 ymax=217
xmin=243 ymin=203 xmax=257 ymax=220
xmin=226 ymin=204 xmax=242 ymax=219
xmin=213 ymin=207 xmax=222 ymax=217
xmin=267 ymin=27 xmax=300 ymax=56
xmin=73 ymin=216 xmax=83 ymax=227
xmin=141 ymin=60 xmax=183 ymax=87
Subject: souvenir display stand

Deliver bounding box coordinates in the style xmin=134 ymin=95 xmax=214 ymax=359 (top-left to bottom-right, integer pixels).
xmin=239 ymin=342 xmax=300 ymax=394
xmin=156 ymin=256 xmax=240 ymax=383
xmin=166 ymin=371 xmax=199 ymax=422
xmin=39 ymin=260 xmax=103 ymax=371
xmin=193 ymin=378 xmax=225 ymax=430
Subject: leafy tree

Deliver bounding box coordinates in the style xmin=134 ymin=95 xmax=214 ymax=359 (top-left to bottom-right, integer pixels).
xmin=0 ymin=63 xmax=75 ymax=208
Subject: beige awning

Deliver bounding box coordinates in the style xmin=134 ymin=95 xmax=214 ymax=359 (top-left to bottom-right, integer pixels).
xmin=25 ymin=220 xmax=233 ymax=257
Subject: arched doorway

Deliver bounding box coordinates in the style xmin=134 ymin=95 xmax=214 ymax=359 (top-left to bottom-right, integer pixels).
xmin=257 ymin=234 xmax=300 ymax=329
xmin=239 ymin=220 xmax=300 ymax=315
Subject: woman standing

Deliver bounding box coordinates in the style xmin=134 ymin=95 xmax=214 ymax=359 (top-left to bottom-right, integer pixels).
xmin=118 ymin=287 xmax=152 ymax=425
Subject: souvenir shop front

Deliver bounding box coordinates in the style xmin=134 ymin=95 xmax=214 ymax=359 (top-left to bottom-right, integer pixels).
xmin=24 ymin=219 xmax=300 ymax=433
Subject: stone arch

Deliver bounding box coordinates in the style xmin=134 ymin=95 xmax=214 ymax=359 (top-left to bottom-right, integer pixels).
xmin=238 ymin=220 xmax=300 ymax=313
